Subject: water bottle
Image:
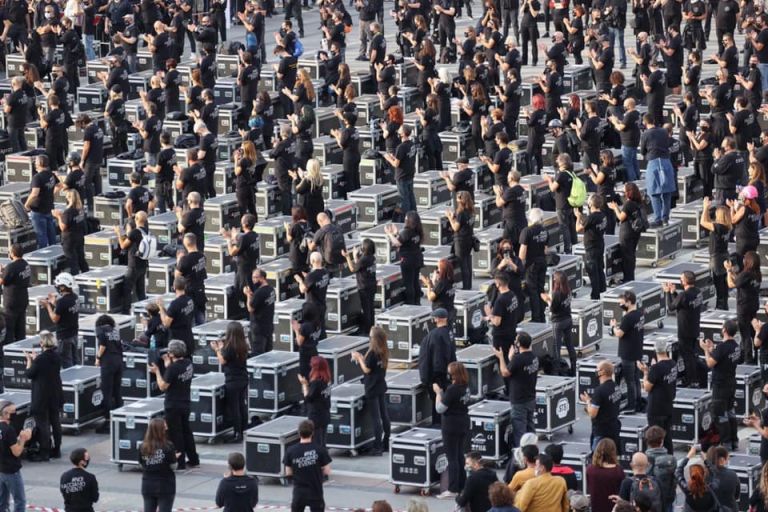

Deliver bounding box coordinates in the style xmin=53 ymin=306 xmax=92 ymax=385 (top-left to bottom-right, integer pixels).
xmin=150 ymin=335 xmax=157 ymax=350
xmin=370 ymin=118 xmax=376 ymax=149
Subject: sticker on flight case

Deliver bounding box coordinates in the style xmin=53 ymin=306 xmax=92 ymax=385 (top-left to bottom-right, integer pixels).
xmin=587 ymin=319 xmax=598 ymax=338
xmin=435 ymin=454 xmax=448 ymax=473
xmin=753 ymin=389 xmax=762 ymax=407
xmin=701 ymin=412 xmax=712 ymax=431
xmin=91 ymin=391 xmax=103 ymax=407
xmin=556 ymin=397 xmax=570 ymax=419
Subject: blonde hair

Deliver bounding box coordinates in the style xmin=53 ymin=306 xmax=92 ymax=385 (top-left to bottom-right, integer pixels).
xmin=241 ymin=140 xmax=258 ymax=163
xmin=297 ymin=69 xmax=316 ymax=102
xmin=305 ymin=159 xmax=324 ymax=191
xmin=39 ymin=330 xmax=57 ymax=349
xmin=66 ymin=189 xmax=83 ymax=210
xmin=715 ymin=206 xmax=732 ymax=230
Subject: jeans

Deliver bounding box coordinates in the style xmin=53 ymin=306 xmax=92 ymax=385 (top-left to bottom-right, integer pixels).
xmin=194 ymin=308 xmax=207 ymax=326
xmin=501 ymin=7 xmax=519 ymax=41
xmin=226 ymin=381 xmax=249 ymax=436
xmin=758 ymin=63 xmax=768 ymax=94
xmin=58 ymin=336 xmax=79 ymax=368
xmin=143 ymin=494 xmax=174 ymax=512
xmin=0 ymin=471 xmax=25 ymax=512
xmin=608 ymin=27 xmax=626 ymax=66
xmin=165 ymin=407 xmax=199 ymax=466
xmin=368 ymin=394 xmax=391 ymax=451
xmin=510 ymin=399 xmax=536 ymax=447
xmin=397 ymin=179 xmax=416 ymax=218
xmin=83 ymin=33 xmax=96 ymax=61
xmin=30 ymin=212 xmax=57 ymax=249
xmin=144 ymin=152 xmax=158 ymax=167
xmin=622 ymin=146 xmax=639 ymax=182
xmin=650 ymin=193 xmax=672 ymax=223
xmin=622 ymin=358 xmax=641 ymax=411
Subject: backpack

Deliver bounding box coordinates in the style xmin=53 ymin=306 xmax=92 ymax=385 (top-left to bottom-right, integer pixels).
xmin=567 ymin=172 xmax=587 ymax=208
xmin=322 ymin=224 xmax=346 ymax=265
xmin=293 ymin=39 xmax=304 ymax=58
xmin=646 ymin=452 xmax=677 ymax=506
xmin=136 ymin=228 xmax=158 ymax=261
xmin=631 ymin=205 xmax=650 ymax=234
xmin=629 ymin=476 xmax=663 ymax=512
xmin=0 ymin=200 xmax=29 ymax=228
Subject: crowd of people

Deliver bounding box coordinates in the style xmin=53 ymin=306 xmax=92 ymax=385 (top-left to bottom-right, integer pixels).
xmin=2 ymin=0 xmax=768 ymax=508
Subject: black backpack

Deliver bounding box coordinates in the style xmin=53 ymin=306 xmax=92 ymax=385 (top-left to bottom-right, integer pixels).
xmin=322 ymin=225 xmax=346 ymax=266
xmin=629 ymin=476 xmax=663 ymax=512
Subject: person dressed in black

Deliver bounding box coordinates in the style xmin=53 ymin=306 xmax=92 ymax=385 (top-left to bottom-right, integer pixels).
xmin=151 ymin=340 xmax=199 ymax=469
xmin=244 ymin=269 xmax=276 ymax=356
xmin=518 ymin=208 xmax=549 ymax=322
xmin=663 ymin=271 xmax=704 ymax=387
xmin=292 ymin=303 xmax=324 ymax=379
xmin=446 ymin=191 xmax=475 ymax=290
xmin=211 ymin=322 xmax=250 ymax=443
xmin=269 ymin=125 xmax=297 ymax=216
xmin=700 ymin=320 xmax=741 ymax=450
xmin=423 ymin=258 xmax=456 ymax=326
xmin=115 ymin=212 xmax=150 ymax=314
xmin=520 ymin=0 xmax=540 ymax=65
xmin=352 ymin=327 xmax=390 ymax=455
xmin=138 ymin=418 xmax=177 ymax=512
xmin=545 ymin=154 xmax=576 ymax=254
xmin=175 ymin=233 xmax=208 ymax=327
xmin=39 ymin=94 xmax=67 ymax=171
xmin=331 ymin=113 xmax=362 ymax=197
xmin=295 ymin=250 xmax=330 ymax=331
xmin=485 ymin=272 xmax=520 ymax=363
xmin=638 ymin=339 xmax=679 ymax=454
xmin=298 ymin=356 xmax=332 ymax=448
xmin=283 ymin=420 xmax=332 ymax=512
xmin=494 ymin=170 xmax=527 ymax=250
xmin=541 ymin=271 xmax=576 ymax=375
xmin=581 ymin=359 xmax=622 ymax=450
xmin=158 ymin=278 xmax=196 ymax=356
xmin=434 ymin=362 xmax=470 ymax=499
xmin=0 ymin=244 xmax=31 ymax=345
xmin=575 ymin=194 xmax=608 ymax=300
xmin=224 ymin=215 xmax=260 ymax=306
xmin=641 ymin=59 xmax=667 ymax=126
xmin=342 ymin=239 xmax=377 ymax=334
xmin=176 ymin=192 xmax=206 ymax=249
xmin=385 ymin=212 xmax=424 ymax=305
xmin=4 ymin=77 xmax=29 ymax=152
xmin=93 ymin=315 xmax=124 ymax=434
xmin=125 ymin=173 xmax=154 ymax=218
xmin=608 ymin=182 xmax=645 ymax=283
xmin=215 ymin=452 xmax=259 ymax=512
xmin=60 ymin=448 xmax=99 ymax=512
xmin=494 ymin=332 xmax=539 ymax=448
xmin=42 ymin=272 xmax=79 ymax=368
xmin=611 ymin=290 xmax=644 ymax=413
xmin=53 ymin=190 xmax=88 ymax=276
xmin=285 ymin=207 xmax=312 ymax=276
xmin=24 ymin=330 xmax=62 ymax=461
xmin=727 ymin=251 xmax=762 ymax=364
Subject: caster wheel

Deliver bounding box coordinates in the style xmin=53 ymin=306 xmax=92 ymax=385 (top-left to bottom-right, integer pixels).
xmin=568 ymin=425 xmax=574 ymax=434
xmin=657 ymin=321 xmax=664 ymax=329
xmin=394 ymin=486 xmax=401 ymax=494
xmin=117 ymin=464 xmax=123 ymax=472
xmin=350 ymin=450 xmax=358 ymax=457
xmin=670 ymin=254 xmax=676 ymax=259
xmin=595 ymin=343 xmax=600 ymax=350
xmin=72 ymin=429 xmax=81 ymax=436
xmin=419 ymin=489 xmax=430 ymax=497
xmin=280 ymin=478 xmax=288 ymax=487
xmin=577 ymin=351 xmax=583 ymax=358
xmin=651 ymin=262 xmax=657 ymax=268
xmin=208 ymin=438 xmax=215 ymax=445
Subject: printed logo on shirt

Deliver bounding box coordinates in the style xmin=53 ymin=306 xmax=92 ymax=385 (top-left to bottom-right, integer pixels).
xmin=61 ymin=476 xmax=87 ymax=494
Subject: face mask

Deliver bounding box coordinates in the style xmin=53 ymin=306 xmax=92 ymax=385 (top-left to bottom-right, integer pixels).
xmin=45 ymin=13 xmax=53 ymax=19
xmin=619 ymin=304 xmax=628 ymax=311
xmin=82 ymin=459 xmax=90 ymax=468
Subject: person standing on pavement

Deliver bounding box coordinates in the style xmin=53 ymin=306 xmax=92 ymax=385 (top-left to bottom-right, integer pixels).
xmin=700 ymin=320 xmax=741 ymax=451
xmin=663 ymin=271 xmax=703 ymax=387
xmin=283 ymin=420 xmax=332 ymax=512
xmin=0 ymin=400 xmax=32 ymax=512
xmin=544 ymin=154 xmax=575 ymax=254
xmin=211 ymin=322 xmax=250 ymax=443
xmin=434 ymin=362 xmax=471 ymax=500
xmin=419 ymin=308 xmax=457 ymax=425
xmin=351 ymin=327 xmax=391 ymax=455
xmin=575 ymin=194 xmax=608 ymax=300
xmin=704 ymin=446 xmax=741 ymax=511
xmin=24 ymin=155 xmax=57 ymax=249
xmin=518 ymin=208 xmax=549 ymax=322
xmin=637 ymin=338 xmax=679 ymax=454
xmin=24 ymin=331 xmax=62 ymax=462
xmin=640 ymin=114 xmax=675 ymax=226
xmin=383 ymin=125 xmax=418 ymax=221
xmin=0 ymin=244 xmax=31 ymax=345
xmin=243 ymin=269 xmax=276 ymax=356
xmin=139 ymin=418 xmax=177 ymax=512
xmin=59 ymin=448 xmax=99 ymax=512
xmin=93 ymin=315 xmax=124 ymax=434
xmin=115 ymin=212 xmax=150 ymax=313
xmin=494 ymin=332 xmax=539 ymax=448
xmin=215 ymin=452 xmax=259 ymax=512
xmin=150 ymin=340 xmax=199 ymax=470
xmin=541 ymin=271 xmax=576 ymax=375
xmin=484 ymin=272 xmax=520 ymax=363
xmin=610 ymin=290 xmax=644 ymax=413
xmin=580 ymin=360 xmax=622 ymax=450
xmin=158 ymin=278 xmax=195 ymax=356
xmin=175 ymin=233 xmax=208 ymax=326
xmin=42 ymin=272 xmax=79 ymax=368
xmin=298 ymin=356 xmax=331 ymax=448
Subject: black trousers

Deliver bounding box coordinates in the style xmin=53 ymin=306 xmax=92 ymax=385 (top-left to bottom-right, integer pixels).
xmin=525 ymin=261 xmax=547 ymax=322
xmin=360 ymin=286 xmax=375 ymax=335
xmin=123 ymin=265 xmax=148 ymax=313
xmin=713 ymin=271 xmax=728 ymax=310
xmin=455 ymin=247 xmax=473 ymax=290
xmin=557 ymin=208 xmax=576 ymax=254
xmin=34 ymin=401 xmax=62 ymax=457
xmin=100 ymin=363 xmax=124 ymax=417
xmin=520 ymin=24 xmax=538 ymax=65
xmin=711 ymin=381 xmax=738 ymax=448
xmin=65 ymin=242 xmax=89 ymax=276
xmin=226 ymin=381 xmax=249 ymax=435
xmin=584 ymin=249 xmax=606 ymax=299
xmin=368 ymin=394 xmax=391 ymax=450
xmin=738 ymin=309 xmax=757 ymax=364
xmin=291 ymin=498 xmax=324 ymax=512
xmin=442 ymin=427 xmax=468 ymax=492
xmin=284 ymin=0 xmax=304 ymax=35
xmin=620 ymin=235 xmax=639 ymax=282
xmin=647 ymin=415 xmax=674 ymax=454
xmin=4 ymin=308 xmax=26 ymax=345
xmin=250 ymin=330 xmax=272 ymax=356
xmin=679 ymin=337 xmax=699 ymax=388
xmin=165 ymin=407 xmax=199 ymax=466
xmin=143 ymin=494 xmax=174 ymax=512
xmin=401 ymin=260 xmax=421 ymax=305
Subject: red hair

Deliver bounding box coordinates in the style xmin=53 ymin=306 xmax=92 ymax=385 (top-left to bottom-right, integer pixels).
xmin=437 ymin=258 xmax=454 ymax=282
xmin=688 ymin=465 xmax=708 ymax=498
xmin=569 ymin=94 xmax=581 ymax=111
xmin=388 ymin=105 xmax=404 ymax=125
xmin=532 ymin=94 xmax=545 ymax=111
xmin=309 ymin=356 xmax=331 ymax=384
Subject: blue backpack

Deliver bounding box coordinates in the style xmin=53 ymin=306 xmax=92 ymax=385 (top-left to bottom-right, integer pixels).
xmin=293 ymin=39 xmax=304 ymax=58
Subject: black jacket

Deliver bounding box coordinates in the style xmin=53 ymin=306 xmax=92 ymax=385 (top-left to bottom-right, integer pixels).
xmin=25 ymin=348 xmax=63 ymax=414
xmin=215 ymin=475 xmax=259 ymax=512
xmin=418 ymin=325 xmax=456 ymax=386
xmin=456 ymin=466 xmax=498 ymax=512
xmin=60 ymin=467 xmax=99 ymax=512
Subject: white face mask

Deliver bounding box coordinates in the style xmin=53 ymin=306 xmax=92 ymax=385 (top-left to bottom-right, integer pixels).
xmin=45 ymin=12 xmax=54 ymax=19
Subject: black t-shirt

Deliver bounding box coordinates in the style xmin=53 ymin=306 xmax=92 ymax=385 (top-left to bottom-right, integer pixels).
xmin=2 ymin=258 xmax=30 ymax=311
xmin=63 ymin=169 xmax=86 ymax=199
xmin=646 ymin=359 xmax=677 ymax=417
xmin=519 ymin=224 xmax=548 ymax=261
xmin=591 ymin=380 xmax=621 ymax=438
xmin=6 ymin=89 xmax=28 ymax=128
xmin=61 ymin=207 xmax=86 ymax=249
xmin=30 ymin=169 xmax=57 ymax=214
xmin=397 ymin=227 xmax=422 ymax=265
xmin=363 ymin=351 xmax=387 ymax=396
xmin=82 ymin=123 xmax=104 ymax=168
xmin=492 ymin=290 xmax=519 ymax=339
xmin=180 ymin=163 xmax=207 ymax=202
xmin=126 ymin=227 xmax=147 ymax=270
xmin=736 ymin=270 xmax=761 ymax=313
xmin=352 ymin=254 xmax=376 ymax=291
xmin=221 ymin=344 xmax=248 ymax=383
xmin=163 ymin=358 xmax=194 ymax=409
xmin=394 ymin=140 xmax=417 ymax=182
xmin=45 ymin=108 xmax=67 ymax=147
xmin=493 ymin=148 xmax=514 ymax=186
xmin=166 ymin=295 xmax=195 ymax=350
xmin=502 ymin=185 xmax=526 ymax=225
xmin=180 ymin=208 xmax=205 ymax=250
xmin=283 ymin=442 xmax=332 ymax=500
xmin=431 ymin=278 xmax=455 ymax=313
xmin=619 ymin=110 xmax=641 ymax=148
xmin=97 ymin=324 xmax=123 ymax=363
xmin=200 ymin=132 xmax=217 ymax=170
xmin=711 ymin=339 xmax=740 ymax=385
xmin=669 ymin=287 xmax=703 ymax=338
xmin=127 ymin=186 xmax=153 ymax=215
xmin=582 ymin=211 xmax=607 ymax=252
xmin=550 ymin=291 xmax=572 ymax=322
xmin=236 ymin=231 xmax=260 ymax=274
xmin=142 ymin=116 xmax=162 ymax=154
xmin=156 ymin=148 xmax=177 ymax=184
xmin=508 ymin=351 xmax=539 ymax=404
xmin=177 ymin=252 xmax=207 ymax=309
xmin=54 ymin=293 xmax=79 ymax=338
xmin=60 ymin=467 xmax=99 ymax=512
xmin=249 ymin=283 xmax=276 ymax=338
xmin=617 ymin=309 xmax=643 ymax=361
xmin=304 ymin=268 xmax=330 ymax=310
xmin=0 ymin=422 xmax=21 ymax=474
xmin=138 ymin=443 xmax=177 ymax=495
xmin=441 ymin=384 xmax=470 ymax=433
xmin=553 ymin=171 xmax=573 ymax=210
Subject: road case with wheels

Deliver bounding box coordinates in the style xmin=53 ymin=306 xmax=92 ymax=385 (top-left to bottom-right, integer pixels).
xmin=386 ymin=370 xmax=432 ymax=427
xmin=456 ymin=345 xmax=504 ymax=401
xmin=110 ymin=397 xmax=165 ymax=470
xmin=617 ymin=414 xmax=647 ymax=471
xmin=468 ymin=400 xmax=511 ymax=465
xmin=601 ymin=281 xmax=666 ymax=328
xmin=535 ymin=375 xmax=577 ymax=438
xmin=569 ymin=299 xmax=603 ymax=353
xmin=637 ymin=220 xmax=683 ymax=266
xmin=375 ymin=305 xmax=433 ymax=364
xmin=317 ymin=335 xmax=367 ymax=385
xmin=247 ymin=351 xmax=302 ymax=417
xmin=61 ymin=365 xmax=103 ymax=432
xmin=244 ymin=415 xmax=304 ymax=484
xmin=190 ymin=372 xmax=232 ymax=440
xmin=75 ymin=266 xmax=127 ymax=314
xmin=671 ymin=387 xmax=713 ymax=445
xmin=327 ymin=382 xmax=375 ymax=454
xmin=389 ymin=427 xmax=445 ymax=496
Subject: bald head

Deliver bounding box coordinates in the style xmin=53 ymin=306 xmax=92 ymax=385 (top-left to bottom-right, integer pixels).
xmin=188 ymin=192 xmax=201 ymax=207
xmin=554 ymin=31 xmax=564 ymax=42
xmin=135 ymin=211 xmax=148 ymax=226
xmin=631 ymin=452 xmax=649 ymax=472
xmin=317 ymin=213 xmax=330 ymax=227
xmin=310 ymin=252 xmax=323 ymax=267
xmin=598 ymin=360 xmax=614 ymax=378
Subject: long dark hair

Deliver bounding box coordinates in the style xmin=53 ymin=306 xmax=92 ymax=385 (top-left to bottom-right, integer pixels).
xmin=360 ymin=238 xmax=376 ymax=256
xmin=368 ymin=326 xmax=389 ymax=370
xmin=404 ymin=211 xmax=424 ymax=241
xmin=551 ymin=270 xmax=571 ymax=296
xmin=223 ymin=321 xmax=249 ymax=364
xmin=141 ymin=418 xmax=169 ymax=456
xmin=742 ymin=251 xmax=762 ymax=281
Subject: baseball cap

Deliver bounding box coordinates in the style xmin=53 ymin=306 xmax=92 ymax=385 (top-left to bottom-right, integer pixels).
xmin=456 ymin=157 xmax=469 ymax=165
xmin=432 ymin=308 xmax=449 ymax=319
xmin=741 ymin=185 xmax=759 ymax=200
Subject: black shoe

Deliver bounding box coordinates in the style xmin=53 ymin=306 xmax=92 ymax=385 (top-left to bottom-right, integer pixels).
xmin=231 ymin=432 xmax=243 ymax=443
xmin=29 ymin=454 xmax=50 ymax=462
xmin=370 ymin=449 xmax=383 ymax=456
xmin=51 ymin=449 xmax=61 ymax=459
xmin=95 ymin=423 xmax=110 ymax=434
xmin=383 ymin=437 xmax=389 ymax=451
xmin=649 ymin=220 xmax=663 ymax=228
xmin=176 ymin=462 xmax=186 ymax=470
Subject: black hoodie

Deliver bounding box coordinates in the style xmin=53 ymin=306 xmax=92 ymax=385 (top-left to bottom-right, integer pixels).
xmin=215 ymin=474 xmax=259 ymax=512
xmin=456 ymin=466 xmax=498 ymax=512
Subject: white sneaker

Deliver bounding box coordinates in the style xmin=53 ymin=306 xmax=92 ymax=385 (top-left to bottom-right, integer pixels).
xmin=436 ymin=491 xmax=457 ymax=500
xmin=190 ymin=52 xmax=197 ymax=61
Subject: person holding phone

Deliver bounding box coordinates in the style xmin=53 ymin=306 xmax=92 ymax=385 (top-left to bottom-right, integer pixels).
xmin=342 ymin=240 xmax=377 ymax=335
xmin=421 ymin=259 xmax=456 ymax=325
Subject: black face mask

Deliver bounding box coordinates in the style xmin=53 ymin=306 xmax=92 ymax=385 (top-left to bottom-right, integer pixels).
xmin=82 ymin=459 xmax=90 ymax=469
xmin=619 ymin=304 xmax=628 ymax=311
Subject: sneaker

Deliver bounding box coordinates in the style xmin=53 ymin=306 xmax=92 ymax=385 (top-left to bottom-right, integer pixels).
xmin=437 ymin=491 xmax=457 ymax=500
xmin=356 ymin=55 xmax=368 ymax=61
xmin=190 ymin=52 xmax=197 ymax=61
xmin=649 ymin=220 xmax=663 ymax=228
